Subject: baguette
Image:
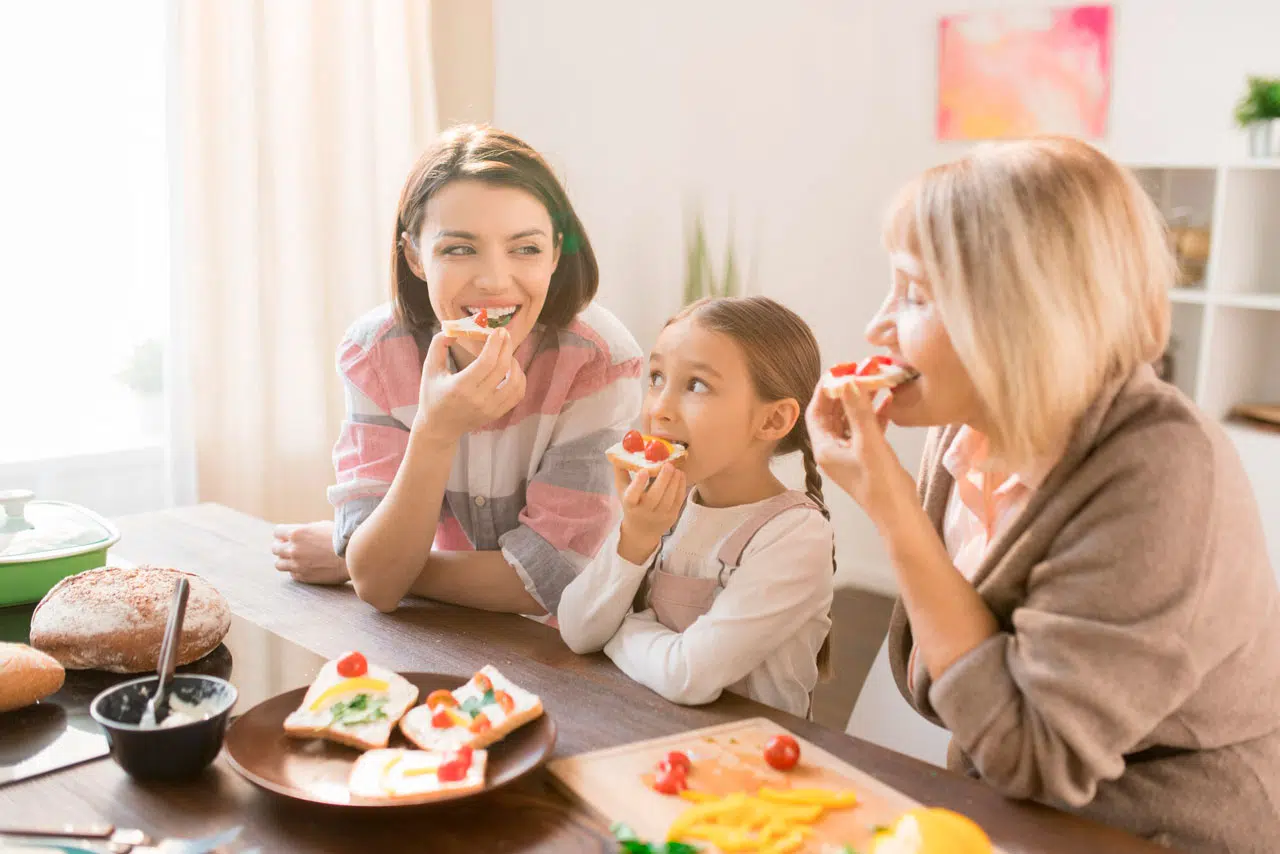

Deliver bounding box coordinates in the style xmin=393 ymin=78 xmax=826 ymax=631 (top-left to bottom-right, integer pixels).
xmin=0 ymin=643 xmax=65 ymax=712
xmin=400 ymin=665 xmax=543 ymax=752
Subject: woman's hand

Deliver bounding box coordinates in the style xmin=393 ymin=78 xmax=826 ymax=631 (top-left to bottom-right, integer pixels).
xmin=413 ymin=329 xmax=527 ymax=444
xmin=806 ymin=380 xmax=917 ymax=525
xmin=614 ymin=462 xmax=686 ymax=565
xmin=271 ymin=521 xmax=350 ymax=585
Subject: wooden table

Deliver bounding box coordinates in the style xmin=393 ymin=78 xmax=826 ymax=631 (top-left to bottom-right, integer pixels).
xmin=0 ymin=505 xmax=1170 ymax=853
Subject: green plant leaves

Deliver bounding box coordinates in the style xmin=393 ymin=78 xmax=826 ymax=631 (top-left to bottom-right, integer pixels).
xmin=683 ymin=212 xmax=742 ymax=306
xmin=1235 ymin=76 xmax=1280 ymax=126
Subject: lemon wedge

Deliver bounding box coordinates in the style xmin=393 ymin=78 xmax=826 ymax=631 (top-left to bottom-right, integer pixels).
xmin=871 ymin=807 xmax=992 ymax=854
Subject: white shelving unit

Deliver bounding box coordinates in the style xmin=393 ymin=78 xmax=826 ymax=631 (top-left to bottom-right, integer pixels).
xmin=1131 ymin=161 xmax=1280 ymax=574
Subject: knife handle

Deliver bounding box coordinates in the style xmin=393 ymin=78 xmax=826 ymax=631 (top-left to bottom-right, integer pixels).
xmin=0 ymin=827 xmax=113 ymax=841
xmin=0 ymin=838 xmax=131 ymax=854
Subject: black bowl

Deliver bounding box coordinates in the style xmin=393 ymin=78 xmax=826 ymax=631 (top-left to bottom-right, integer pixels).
xmin=90 ymin=674 xmax=237 ymax=780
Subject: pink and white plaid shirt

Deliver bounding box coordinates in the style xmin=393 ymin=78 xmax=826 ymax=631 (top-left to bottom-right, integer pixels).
xmin=327 ymin=301 xmax=643 ymax=615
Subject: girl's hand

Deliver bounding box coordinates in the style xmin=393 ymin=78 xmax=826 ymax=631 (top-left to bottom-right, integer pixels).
xmin=614 ymin=462 xmax=686 ymax=565
xmin=806 ymin=380 xmax=917 ymax=525
xmin=413 ymin=329 xmax=527 ymax=444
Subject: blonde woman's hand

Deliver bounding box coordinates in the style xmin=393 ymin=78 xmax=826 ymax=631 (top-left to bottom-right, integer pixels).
xmin=613 ymin=462 xmax=686 ymax=565
xmin=413 ymin=329 xmax=527 ymax=444
xmin=806 ymin=380 xmax=916 ymax=525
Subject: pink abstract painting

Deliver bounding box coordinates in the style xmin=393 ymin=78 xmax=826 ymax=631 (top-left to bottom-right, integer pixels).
xmin=937 ymin=5 xmax=1112 ymax=141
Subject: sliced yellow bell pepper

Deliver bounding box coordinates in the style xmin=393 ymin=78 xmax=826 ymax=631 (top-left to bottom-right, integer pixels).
xmin=310 ymin=676 xmax=390 ymax=711
xmin=757 ymin=787 xmax=859 ymax=808
xmin=760 ymin=828 xmax=807 ymax=854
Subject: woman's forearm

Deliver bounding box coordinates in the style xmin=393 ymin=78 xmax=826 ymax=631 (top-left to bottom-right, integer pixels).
xmin=408 ymin=550 xmax=545 ymax=615
xmin=879 ymin=500 xmax=999 ymax=680
xmin=347 ymin=428 xmax=456 ymax=612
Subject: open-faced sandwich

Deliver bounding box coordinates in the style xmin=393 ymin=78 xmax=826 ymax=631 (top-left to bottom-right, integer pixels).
xmin=822 ymin=355 xmax=919 ymax=394
xmin=283 ymin=651 xmax=419 ymax=750
xmin=605 ymin=430 xmax=688 ymax=475
xmin=348 ymin=746 xmax=488 ymax=805
xmin=440 ymin=306 xmax=517 ymax=340
xmin=399 ymin=665 xmax=543 ymax=752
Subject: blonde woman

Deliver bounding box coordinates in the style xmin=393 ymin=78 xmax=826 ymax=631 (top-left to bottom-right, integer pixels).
xmin=810 ymin=137 xmax=1280 ymax=852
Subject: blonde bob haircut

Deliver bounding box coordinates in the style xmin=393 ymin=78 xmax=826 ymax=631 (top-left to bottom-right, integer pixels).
xmin=883 ymin=136 xmax=1174 ymax=469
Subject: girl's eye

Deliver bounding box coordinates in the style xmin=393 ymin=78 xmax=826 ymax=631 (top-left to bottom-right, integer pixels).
xmin=441 ymin=244 xmax=475 ymax=256
xmin=649 ymin=371 xmax=666 ymax=389
xmin=905 ymin=281 xmax=929 ymax=305
xmin=689 ymin=378 xmax=710 ymax=393
xmin=514 ymin=244 xmax=542 ymax=256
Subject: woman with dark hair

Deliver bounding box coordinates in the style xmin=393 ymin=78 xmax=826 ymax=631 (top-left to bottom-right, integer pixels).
xmin=272 ymin=125 xmax=642 ymax=619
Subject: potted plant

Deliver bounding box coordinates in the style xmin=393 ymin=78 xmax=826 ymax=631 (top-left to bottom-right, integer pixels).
xmin=1234 ymin=76 xmax=1280 ymax=158
xmin=682 ymin=211 xmax=742 ymax=306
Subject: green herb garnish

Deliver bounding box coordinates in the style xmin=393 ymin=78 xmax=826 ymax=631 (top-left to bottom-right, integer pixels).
xmin=485 ymin=312 xmax=516 ymax=329
xmin=870 ymin=824 xmax=891 ymax=835
xmin=329 ymin=693 xmax=388 ymax=726
xmin=460 ymin=689 xmax=495 ymax=719
xmin=610 ymin=822 xmax=699 ymax=853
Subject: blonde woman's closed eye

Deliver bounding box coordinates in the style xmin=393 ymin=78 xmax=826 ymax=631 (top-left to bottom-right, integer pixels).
xmin=905 ymin=281 xmax=930 ymax=306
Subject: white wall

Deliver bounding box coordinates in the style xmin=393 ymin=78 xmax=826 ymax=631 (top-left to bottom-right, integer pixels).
xmin=493 ymin=0 xmax=1280 ymax=594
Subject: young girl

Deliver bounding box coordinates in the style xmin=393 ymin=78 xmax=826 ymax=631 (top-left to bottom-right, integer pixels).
xmin=558 ymin=296 xmax=835 ymax=718
xmin=811 ymin=137 xmax=1280 ymax=853
xmin=272 ymin=125 xmax=643 ymax=617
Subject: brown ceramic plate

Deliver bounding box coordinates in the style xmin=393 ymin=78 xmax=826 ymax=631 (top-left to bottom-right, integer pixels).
xmin=223 ymin=672 xmax=556 ymax=808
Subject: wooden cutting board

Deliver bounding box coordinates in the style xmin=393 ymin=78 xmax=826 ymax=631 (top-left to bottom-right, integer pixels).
xmin=549 ymin=717 xmax=1001 ymax=853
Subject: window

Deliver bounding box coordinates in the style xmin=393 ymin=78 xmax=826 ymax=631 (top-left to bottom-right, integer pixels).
xmin=0 ymin=1 xmax=169 ymax=466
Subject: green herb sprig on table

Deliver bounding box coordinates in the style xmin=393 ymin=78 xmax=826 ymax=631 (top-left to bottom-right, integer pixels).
xmin=611 ymin=822 xmax=699 ymax=854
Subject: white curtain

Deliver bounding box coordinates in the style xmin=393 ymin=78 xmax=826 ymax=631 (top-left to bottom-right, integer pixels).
xmin=176 ymin=0 xmax=437 ymax=521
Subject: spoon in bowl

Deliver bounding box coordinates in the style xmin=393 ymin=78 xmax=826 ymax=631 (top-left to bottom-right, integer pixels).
xmin=141 ymin=576 xmax=190 ymax=727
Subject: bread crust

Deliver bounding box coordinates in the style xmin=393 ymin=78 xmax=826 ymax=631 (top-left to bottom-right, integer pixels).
xmin=0 ymin=642 xmax=65 ymax=712
xmin=28 ymin=566 xmax=231 ymax=673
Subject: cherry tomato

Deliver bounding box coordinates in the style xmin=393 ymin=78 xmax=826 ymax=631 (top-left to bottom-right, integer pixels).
xmin=473 ymin=672 xmax=493 ymax=693
xmin=763 ymin=734 xmax=801 ymax=771
xmin=663 ymin=751 xmax=692 ymax=774
xmin=335 ymin=651 xmax=367 ymax=678
xmin=643 ymin=439 xmax=670 ymax=462
xmin=473 ymin=308 xmax=488 ymax=328
xmin=470 ymin=712 xmax=492 ymax=734
xmin=437 ymin=746 xmax=473 ymax=783
xmin=829 ymin=362 xmax=859 ymax=377
xmin=621 ymin=430 xmax=646 ymax=453
xmin=651 ymin=765 xmax=688 ymax=795
xmin=494 ymin=690 xmax=516 ymax=714
xmin=426 ymin=689 xmax=457 ymax=709
xmin=431 ymin=709 xmax=453 ymax=729
xmin=655 ymin=759 xmax=686 ymax=780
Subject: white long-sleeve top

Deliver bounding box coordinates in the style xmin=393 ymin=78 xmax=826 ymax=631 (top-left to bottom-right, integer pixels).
xmin=556 ymin=489 xmax=835 ymax=717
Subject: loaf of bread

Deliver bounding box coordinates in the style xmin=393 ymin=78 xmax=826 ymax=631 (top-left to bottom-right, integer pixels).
xmin=0 ymin=642 xmax=66 ymax=712
xmin=29 ymin=566 xmax=231 ymax=674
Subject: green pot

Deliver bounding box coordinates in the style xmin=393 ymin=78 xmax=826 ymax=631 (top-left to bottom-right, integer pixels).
xmin=0 ymin=490 xmax=120 ymax=607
